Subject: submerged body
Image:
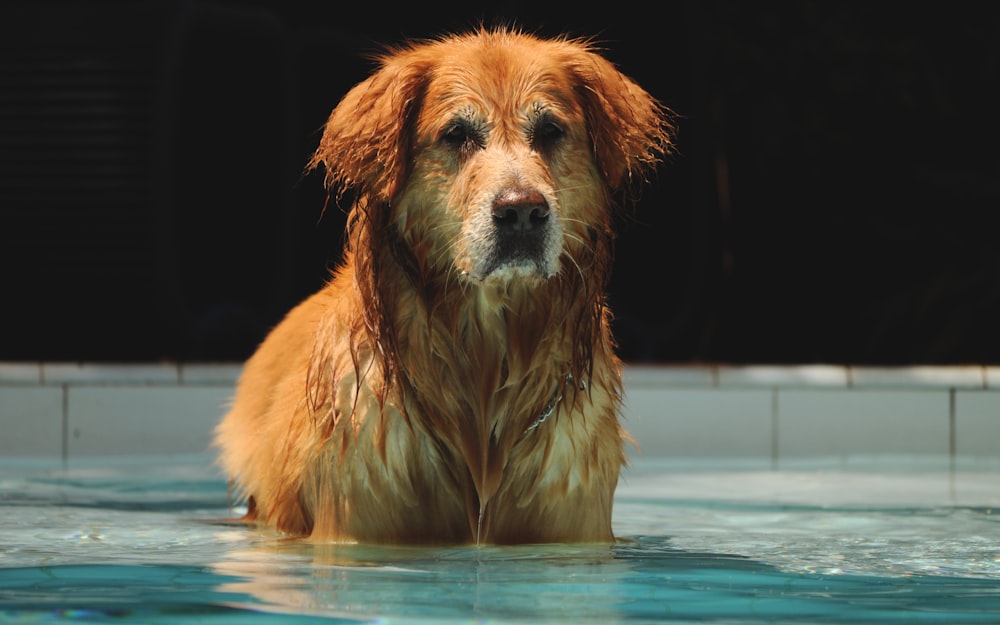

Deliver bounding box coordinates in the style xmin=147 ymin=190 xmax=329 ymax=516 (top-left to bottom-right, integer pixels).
xmin=215 ymin=28 xmax=672 ymax=544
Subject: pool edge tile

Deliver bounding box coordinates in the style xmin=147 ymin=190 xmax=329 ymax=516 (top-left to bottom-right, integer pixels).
xmin=717 ymin=365 xmax=849 ymax=388
xmin=850 ymin=365 xmax=986 ymax=389
xmin=179 ymin=363 xmax=243 ymax=385
xmin=0 ymin=362 xmax=43 ymax=384
xmin=622 ymin=364 xmax=716 ymax=388
xmin=42 ymin=362 xmax=181 ymax=385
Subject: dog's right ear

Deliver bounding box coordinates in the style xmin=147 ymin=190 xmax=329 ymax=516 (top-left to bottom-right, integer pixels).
xmin=309 ymin=49 xmax=431 ymax=202
xmin=564 ymin=45 xmax=675 ymax=193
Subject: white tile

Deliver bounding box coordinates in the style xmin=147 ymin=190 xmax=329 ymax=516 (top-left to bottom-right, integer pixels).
xmin=850 ymin=366 xmax=985 ymax=389
xmin=179 ymin=363 xmax=243 ymax=385
xmin=954 ymin=391 xmax=1000 ymax=457
xmin=985 ymin=367 xmax=1000 ymax=390
xmin=0 ymin=386 xmax=64 ymax=456
xmin=718 ymin=365 xmax=848 ymax=388
xmin=67 ymin=386 xmax=231 ymax=456
xmin=621 ymin=388 xmax=773 ymax=459
xmin=622 ymin=365 xmax=715 ymax=388
xmin=777 ymin=389 xmax=950 ymax=458
xmin=0 ymin=363 xmax=42 ymax=384
xmin=42 ymin=362 xmax=180 ymax=385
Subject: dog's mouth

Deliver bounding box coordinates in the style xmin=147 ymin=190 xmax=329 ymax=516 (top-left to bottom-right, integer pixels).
xmin=472 ymin=249 xmax=554 ymax=281
xmin=465 ymin=188 xmax=562 ymax=282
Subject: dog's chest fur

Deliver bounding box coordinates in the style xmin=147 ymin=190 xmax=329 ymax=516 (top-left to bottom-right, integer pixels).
xmin=303 ymin=277 xmax=624 ymax=544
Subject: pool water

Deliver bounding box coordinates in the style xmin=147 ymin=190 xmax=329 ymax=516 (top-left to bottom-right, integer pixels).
xmin=1 ymin=455 xmax=998 ymax=623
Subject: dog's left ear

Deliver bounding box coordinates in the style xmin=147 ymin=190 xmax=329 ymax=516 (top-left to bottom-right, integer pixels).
xmin=309 ymin=49 xmax=431 ymax=202
xmin=568 ymin=48 xmax=675 ymax=191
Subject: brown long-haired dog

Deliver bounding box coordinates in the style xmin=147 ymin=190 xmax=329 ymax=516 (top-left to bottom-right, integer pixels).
xmin=215 ymin=27 xmax=673 ymax=544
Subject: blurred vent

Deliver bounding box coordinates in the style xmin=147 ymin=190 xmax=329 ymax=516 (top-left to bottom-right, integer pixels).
xmin=0 ymin=30 xmax=155 ymax=277
xmin=0 ymin=5 xmax=171 ymax=359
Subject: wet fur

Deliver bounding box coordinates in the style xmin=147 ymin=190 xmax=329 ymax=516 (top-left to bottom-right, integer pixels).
xmin=215 ymin=27 xmax=673 ymax=544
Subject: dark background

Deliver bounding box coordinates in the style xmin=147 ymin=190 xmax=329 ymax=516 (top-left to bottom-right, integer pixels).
xmin=2 ymin=1 xmax=998 ymax=365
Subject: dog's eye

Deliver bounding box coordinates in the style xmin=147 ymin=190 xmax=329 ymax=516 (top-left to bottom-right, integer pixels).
xmin=440 ymin=121 xmax=480 ymax=152
xmin=532 ymin=119 xmax=565 ymax=151
xmin=441 ymin=122 xmax=467 ymax=145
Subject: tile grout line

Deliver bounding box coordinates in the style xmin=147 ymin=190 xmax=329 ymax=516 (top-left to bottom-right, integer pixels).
xmin=61 ymin=383 xmax=68 ymax=463
xmin=771 ymin=388 xmax=780 ymax=470
xmin=948 ymin=387 xmax=957 ymax=464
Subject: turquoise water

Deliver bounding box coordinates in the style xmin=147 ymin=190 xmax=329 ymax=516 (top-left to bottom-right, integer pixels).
xmin=1 ymin=456 xmax=999 ymax=623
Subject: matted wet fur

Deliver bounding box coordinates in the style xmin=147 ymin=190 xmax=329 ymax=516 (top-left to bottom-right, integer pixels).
xmin=215 ymin=27 xmax=673 ymax=544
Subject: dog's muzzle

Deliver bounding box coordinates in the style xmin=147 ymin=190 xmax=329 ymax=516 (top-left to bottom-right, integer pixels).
xmin=472 ymin=187 xmax=557 ymax=279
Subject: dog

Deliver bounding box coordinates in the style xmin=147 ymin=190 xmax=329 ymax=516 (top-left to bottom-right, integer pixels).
xmin=215 ymin=27 xmax=673 ymax=544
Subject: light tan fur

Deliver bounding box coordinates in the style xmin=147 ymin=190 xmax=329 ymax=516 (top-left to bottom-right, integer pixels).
xmin=215 ymin=27 xmax=673 ymax=544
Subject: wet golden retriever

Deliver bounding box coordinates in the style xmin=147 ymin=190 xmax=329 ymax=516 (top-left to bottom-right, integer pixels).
xmin=215 ymin=27 xmax=673 ymax=544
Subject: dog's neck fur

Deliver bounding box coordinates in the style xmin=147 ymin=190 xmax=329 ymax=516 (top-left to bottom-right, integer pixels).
xmin=371 ymin=238 xmax=610 ymax=541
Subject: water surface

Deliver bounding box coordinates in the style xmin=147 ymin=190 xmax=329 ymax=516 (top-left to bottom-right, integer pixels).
xmin=1 ymin=455 xmax=998 ymax=623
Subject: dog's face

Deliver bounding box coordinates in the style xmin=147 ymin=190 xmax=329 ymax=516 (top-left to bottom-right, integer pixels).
xmin=311 ymin=29 xmax=672 ymax=289
xmin=405 ymin=58 xmax=582 ymax=282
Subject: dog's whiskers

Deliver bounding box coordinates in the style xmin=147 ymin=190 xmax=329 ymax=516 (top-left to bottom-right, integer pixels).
xmin=562 ymin=249 xmax=588 ymax=286
xmin=550 ymin=184 xmax=590 ymax=195
xmin=426 ymin=220 xmax=464 ymax=235
xmin=439 ymin=237 xmax=470 ymax=294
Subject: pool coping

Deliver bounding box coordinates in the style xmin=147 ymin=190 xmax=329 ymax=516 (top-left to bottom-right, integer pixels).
xmin=2 ymin=361 xmax=997 ymax=389
xmin=2 ymin=362 xmax=999 ymax=462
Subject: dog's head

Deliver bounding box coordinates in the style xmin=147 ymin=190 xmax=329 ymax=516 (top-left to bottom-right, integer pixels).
xmin=310 ymin=28 xmax=673 ymax=288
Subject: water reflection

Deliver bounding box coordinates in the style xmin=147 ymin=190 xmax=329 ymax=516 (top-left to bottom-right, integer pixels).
xmin=209 ymin=530 xmax=1000 ymax=624
xmin=213 ymin=539 xmax=645 ymax=621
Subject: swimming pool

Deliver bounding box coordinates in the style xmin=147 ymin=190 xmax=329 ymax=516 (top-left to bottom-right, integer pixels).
xmin=2 ymin=454 xmax=998 ymax=623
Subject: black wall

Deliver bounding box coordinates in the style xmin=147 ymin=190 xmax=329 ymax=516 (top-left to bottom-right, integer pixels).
xmin=2 ymin=1 xmax=998 ymax=365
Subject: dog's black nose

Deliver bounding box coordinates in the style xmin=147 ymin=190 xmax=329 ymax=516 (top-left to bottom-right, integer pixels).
xmin=492 ymin=189 xmax=550 ymax=232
